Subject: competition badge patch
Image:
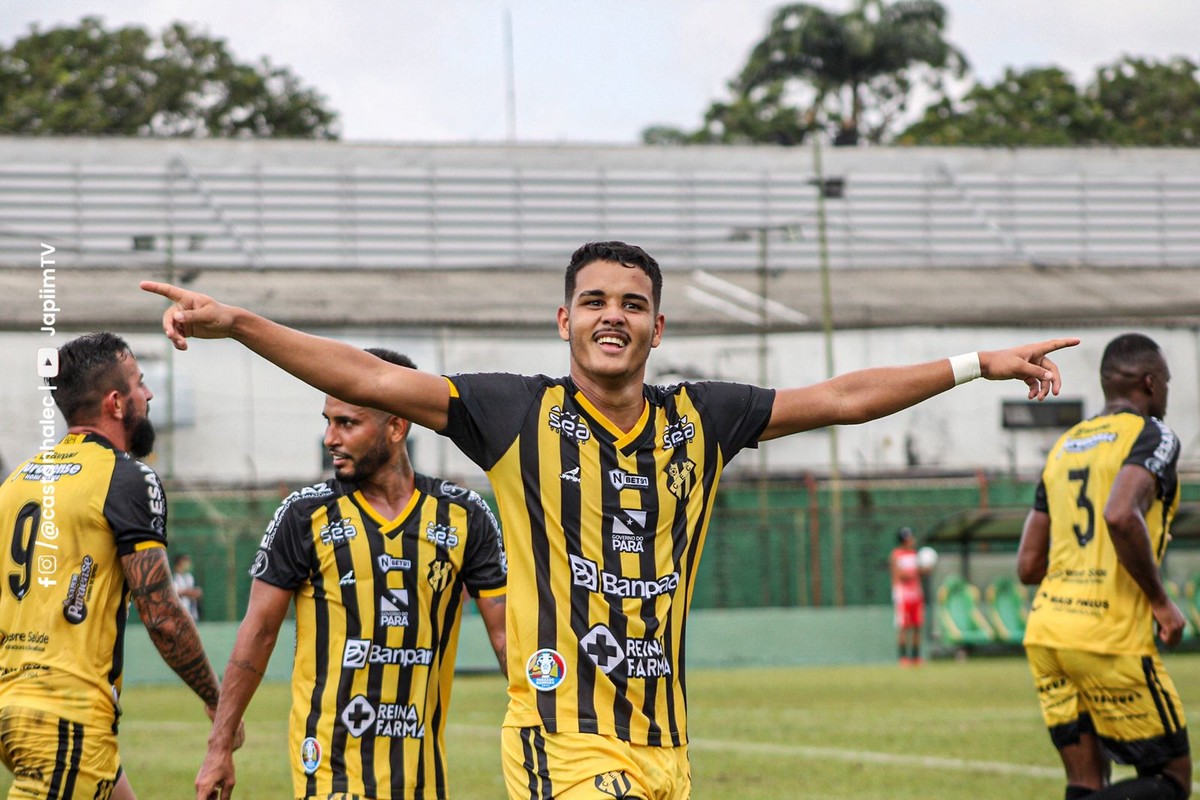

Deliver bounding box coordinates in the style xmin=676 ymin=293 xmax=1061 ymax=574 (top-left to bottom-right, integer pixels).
xmin=526 ymin=648 xmax=567 ymax=692
xmin=300 ymin=737 xmax=322 ymax=775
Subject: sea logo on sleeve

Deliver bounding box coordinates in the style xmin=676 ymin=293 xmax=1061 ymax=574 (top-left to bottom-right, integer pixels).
xmin=61 ymin=555 xmax=94 ymax=624
xmin=609 ymin=468 xmax=650 ymax=491
xmin=662 ymin=415 xmax=696 ymax=450
xmin=340 ymin=695 xmax=376 ymax=738
xmin=299 ymin=737 xmax=322 ymax=775
xmin=427 ymin=559 xmax=454 ymax=593
xmin=611 ymin=509 xmax=647 ymax=553
xmin=665 ymin=459 xmax=696 ymax=501
xmin=549 ymin=405 xmax=591 ymax=443
xmin=595 ymin=771 xmax=634 ymax=798
xmin=249 ymin=550 xmax=269 ymax=578
xmin=379 ymin=589 xmax=410 ymax=627
xmin=425 ymin=522 xmax=459 ymax=549
xmin=580 ymin=625 xmax=625 ymax=675
xmin=526 ymin=648 xmax=567 ymax=692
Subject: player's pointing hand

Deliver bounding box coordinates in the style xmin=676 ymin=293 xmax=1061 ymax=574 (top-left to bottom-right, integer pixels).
xmin=980 ymin=337 xmax=1081 ymax=401
xmin=140 ymin=281 xmax=240 ymax=351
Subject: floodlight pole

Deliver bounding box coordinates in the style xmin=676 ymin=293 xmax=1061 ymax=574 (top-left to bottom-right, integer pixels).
xmin=812 ymin=138 xmax=845 ymax=607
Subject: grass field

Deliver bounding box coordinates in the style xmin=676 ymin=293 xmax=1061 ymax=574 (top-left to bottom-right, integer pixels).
xmin=3 ymin=653 xmax=1197 ymax=798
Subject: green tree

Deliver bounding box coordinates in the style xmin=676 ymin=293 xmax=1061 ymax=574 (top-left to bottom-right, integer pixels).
xmin=899 ymin=56 xmax=1200 ymax=146
xmin=644 ymin=0 xmax=966 ymax=146
xmin=897 ymin=66 xmax=1100 ymax=146
xmin=0 ymin=17 xmax=338 ymax=138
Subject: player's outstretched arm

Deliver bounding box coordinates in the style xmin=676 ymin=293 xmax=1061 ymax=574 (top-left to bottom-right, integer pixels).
xmin=195 ymin=581 xmax=290 ymax=800
xmin=140 ymin=281 xmax=451 ymax=431
xmin=760 ymin=337 xmax=1080 ymax=441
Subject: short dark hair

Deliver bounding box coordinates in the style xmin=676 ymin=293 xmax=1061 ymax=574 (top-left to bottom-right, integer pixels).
xmin=50 ymin=332 xmax=135 ymax=426
xmin=565 ymin=241 xmax=663 ymax=310
xmin=1100 ymin=333 xmax=1162 ymax=387
xmin=364 ymin=348 xmax=417 ymax=371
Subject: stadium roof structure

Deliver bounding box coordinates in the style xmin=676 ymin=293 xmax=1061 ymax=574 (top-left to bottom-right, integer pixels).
xmin=2 ymin=137 xmax=1199 ymax=334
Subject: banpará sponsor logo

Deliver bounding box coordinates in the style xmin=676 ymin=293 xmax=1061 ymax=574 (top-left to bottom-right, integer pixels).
xmin=568 ymin=554 xmax=679 ymax=599
xmin=342 ymin=638 xmax=433 ymax=669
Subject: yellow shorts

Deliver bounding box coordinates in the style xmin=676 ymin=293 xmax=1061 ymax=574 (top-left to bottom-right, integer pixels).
xmin=0 ymin=705 xmax=121 ymax=799
xmin=501 ymin=726 xmax=690 ymax=800
xmin=1026 ymin=645 xmax=1189 ymax=765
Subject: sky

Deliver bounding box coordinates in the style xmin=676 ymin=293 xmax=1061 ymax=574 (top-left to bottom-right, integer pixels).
xmin=2 ymin=1 xmax=1198 ymax=143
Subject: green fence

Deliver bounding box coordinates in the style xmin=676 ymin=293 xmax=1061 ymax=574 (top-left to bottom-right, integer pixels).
xmin=164 ymin=474 xmax=1200 ymax=621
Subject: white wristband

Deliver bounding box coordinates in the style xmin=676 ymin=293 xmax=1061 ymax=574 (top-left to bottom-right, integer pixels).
xmin=949 ymin=352 xmax=981 ymax=385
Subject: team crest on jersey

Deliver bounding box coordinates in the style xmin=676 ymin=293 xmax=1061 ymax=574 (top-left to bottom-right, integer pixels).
xmin=62 ymin=555 xmax=94 ymax=624
xmin=526 ymin=648 xmax=567 ymax=692
xmin=300 ymin=737 xmax=322 ymax=775
xmin=665 ymin=459 xmax=696 ymax=500
xmin=427 ymin=559 xmax=454 ymax=592
xmin=549 ymin=405 xmax=591 ymax=443
xmin=595 ymin=771 xmax=634 ymax=798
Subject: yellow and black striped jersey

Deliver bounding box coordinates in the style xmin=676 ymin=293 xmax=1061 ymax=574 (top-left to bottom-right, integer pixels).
xmin=1024 ymin=410 xmax=1181 ymax=655
xmin=440 ymin=374 xmax=774 ymax=746
xmin=254 ymin=473 xmax=506 ymax=800
xmin=0 ymin=433 xmax=167 ymax=729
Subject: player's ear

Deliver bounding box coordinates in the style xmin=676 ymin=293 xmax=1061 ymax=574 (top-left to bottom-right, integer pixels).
xmin=650 ymin=312 xmax=665 ymax=349
xmin=556 ymin=305 xmax=570 ymax=342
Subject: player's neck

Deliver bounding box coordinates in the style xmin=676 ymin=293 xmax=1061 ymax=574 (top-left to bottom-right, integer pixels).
xmin=357 ymin=463 xmax=416 ymax=521
xmin=570 ymin=370 xmax=647 ymax=432
xmin=1103 ymin=399 xmax=1145 ymax=416
xmin=67 ymin=423 xmax=125 ymax=451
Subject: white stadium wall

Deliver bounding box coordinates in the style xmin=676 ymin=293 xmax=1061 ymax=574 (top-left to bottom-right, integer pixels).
xmin=4 ymin=324 xmax=1198 ymax=491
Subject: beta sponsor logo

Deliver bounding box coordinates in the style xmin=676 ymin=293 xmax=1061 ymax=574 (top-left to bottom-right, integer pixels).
xmin=340 ymin=695 xmax=426 ymax=739
xmin=300 ymin=737 xmax=322 ymax=775
xmin=661 ymin=415 xmax=696 ymax=450
xmin=377 ymin=555 xmax=411 ymax=573
xmin=580 ymin=624 xmax=672 ymax=678
xmin=568 ymin=554 xmax=679 ymax=600
xmin=62 ymin=555 xmax=94 ymax=624
xmin=549 ymin=405 xmax=591 ymax=443
xmin=19 ymin=462 xmax=82 ymax=482
xmin=609 ymin=468 xmax=650 ymax=491
xmin=318 ymin=520 xmax=358 ymax=546
xmin=342 ymin=638 xmax=433 ymax=669
xmin=425 ymin=522 xmax=459 ymax=549
xmin=526 ymin=648 xmax=567 ymax=692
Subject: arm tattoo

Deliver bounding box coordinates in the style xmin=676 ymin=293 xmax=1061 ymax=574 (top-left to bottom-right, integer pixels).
xmin=228 ymin=657 xmax=267 ymax=679
xmin=122 ymin=548 xmax=221 ymax=708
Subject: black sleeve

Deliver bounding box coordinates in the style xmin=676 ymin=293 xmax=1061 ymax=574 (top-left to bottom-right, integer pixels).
xmin=690 ymin=381 xmax=776 ymax=458
xmin=458 ymin=489 xmax=507 ymax=597
xmin=438 ymin=372 xmax=544 ymax=471
xmin=103 ymin=457 xmax=168 ymax=556
xmin=1032 ymin=479 xmax=1049 ymax=513
xmin=1125 ymin=417 xmax=1181 ymax=500
xmin=250 ymin=495 xmax=318 ymax=590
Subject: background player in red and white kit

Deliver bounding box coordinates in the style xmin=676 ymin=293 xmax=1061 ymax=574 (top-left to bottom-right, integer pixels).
xmin=890 ymin=526 xmax=930 ymax=665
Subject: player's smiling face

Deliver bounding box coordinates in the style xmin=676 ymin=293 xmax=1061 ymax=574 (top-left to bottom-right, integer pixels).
xmin=558 ymin=259 xmax=664 ymax=383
